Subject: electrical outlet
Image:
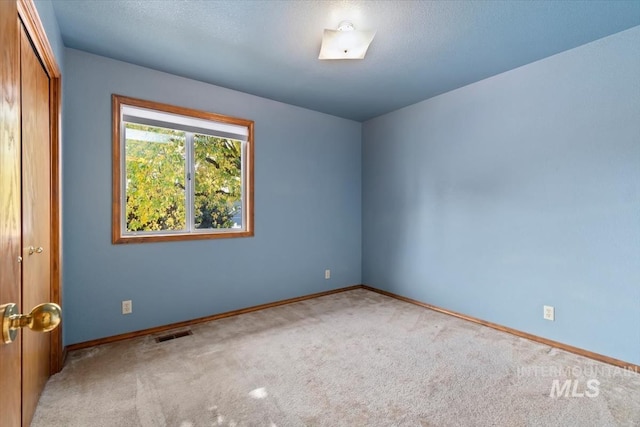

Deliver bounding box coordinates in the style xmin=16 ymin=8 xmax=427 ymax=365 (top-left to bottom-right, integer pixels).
xmin=122 ymin=300 xmax=132 ymax=315
xmin=325 ymin=269 xmax=331 ymax=280
xmin=543 ymin=305 xmax=554 ymax=321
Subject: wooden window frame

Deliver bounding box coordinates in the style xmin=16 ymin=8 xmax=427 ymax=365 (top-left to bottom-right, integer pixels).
xmin=112 ymin=94 xmax=254 ymax=244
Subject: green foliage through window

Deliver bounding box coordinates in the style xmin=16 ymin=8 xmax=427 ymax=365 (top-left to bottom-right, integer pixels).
xmin=125 ymin=124 xmax=187 ymax=231
xmin=193 ymin=134 xmax=242 ymax=229
xmin=125 ymin=124 xmax=243 ymax=233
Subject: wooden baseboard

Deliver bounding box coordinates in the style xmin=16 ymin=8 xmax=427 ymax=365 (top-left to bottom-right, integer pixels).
xmin=64 ymin=283 xmax=640 ymax=374
xmin=362 ymin=285 xmax=640 ymax=373
xmin=65 ymin=285 xmax=363 ymax=352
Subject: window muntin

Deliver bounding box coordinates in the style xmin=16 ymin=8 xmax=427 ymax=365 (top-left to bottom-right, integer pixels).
xmin=112 ymin=95 xmax=254 ymax=243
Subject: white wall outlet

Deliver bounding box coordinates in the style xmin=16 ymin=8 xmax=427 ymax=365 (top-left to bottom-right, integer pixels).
xmin=543 ymin=305 xmax=554 ymax=321
xmin=325 ymin=269 xmax=331 ymax=280
xmin=122 ymin=300 xmax=132 ymax=315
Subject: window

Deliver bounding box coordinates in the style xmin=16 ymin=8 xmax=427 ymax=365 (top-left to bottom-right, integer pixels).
xmin=112 ymin=95 xmax=254 ymax=243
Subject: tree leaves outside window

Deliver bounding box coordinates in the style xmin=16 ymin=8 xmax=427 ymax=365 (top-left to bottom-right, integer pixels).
xmin=125 ymin=124 xmax=242 ymax=232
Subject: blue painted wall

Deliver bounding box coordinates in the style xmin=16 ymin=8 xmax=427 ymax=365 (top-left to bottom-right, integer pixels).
xmin=62 ymin=49 xmax=361 ymax=345
xmin=362 ymin=26 xmax=640 ymax=365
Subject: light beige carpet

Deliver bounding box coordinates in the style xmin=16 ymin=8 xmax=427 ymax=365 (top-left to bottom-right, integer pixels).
xmin=32 ymin=289 xmax=640 ymax=426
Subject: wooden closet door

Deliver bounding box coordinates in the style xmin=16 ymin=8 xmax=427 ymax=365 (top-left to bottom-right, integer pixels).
xmin=0 ymin=1 xmax=23 ymax=425
xmin=1 ymin=2 xmax=61 ymax=426
xmin=20 ymin=24 xmax=52 ymax=427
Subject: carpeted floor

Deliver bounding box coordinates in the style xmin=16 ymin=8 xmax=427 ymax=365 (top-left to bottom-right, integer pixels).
xmin=32 ymin=289 xmax=640 ymax=426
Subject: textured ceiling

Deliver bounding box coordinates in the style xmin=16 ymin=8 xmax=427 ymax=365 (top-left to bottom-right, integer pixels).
xmin=51 ymin=0 xmax=640 ymax=122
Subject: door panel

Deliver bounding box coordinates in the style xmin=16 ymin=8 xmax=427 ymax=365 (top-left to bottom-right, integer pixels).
xmin=1 ymin=2 xmax=60 ymax=426
xmin=0 ymin=2 xmax=22 ymax=426
xmin=20 ymin=25 xmax=52 ymax=427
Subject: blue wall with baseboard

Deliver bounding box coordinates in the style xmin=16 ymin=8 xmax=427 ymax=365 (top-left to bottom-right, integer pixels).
xmin=362 ymin=26 xmax=640 ymax=365
xmin=62 ymin=48 xmax=362 ymax=345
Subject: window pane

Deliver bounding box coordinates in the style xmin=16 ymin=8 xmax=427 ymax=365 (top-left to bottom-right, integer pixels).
xmin=125 ymin=123 xmax=186 ymax=232
xmin=193 ymin=134 xmax=243 ymax=229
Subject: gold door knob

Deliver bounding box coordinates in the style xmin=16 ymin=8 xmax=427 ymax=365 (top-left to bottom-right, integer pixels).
xmin=1 ymin=302 xmax=61 ymax=344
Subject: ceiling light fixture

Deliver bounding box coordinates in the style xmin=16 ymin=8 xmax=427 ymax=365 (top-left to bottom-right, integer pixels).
xmin=318 ymin=21 xmax=375 ymax=60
